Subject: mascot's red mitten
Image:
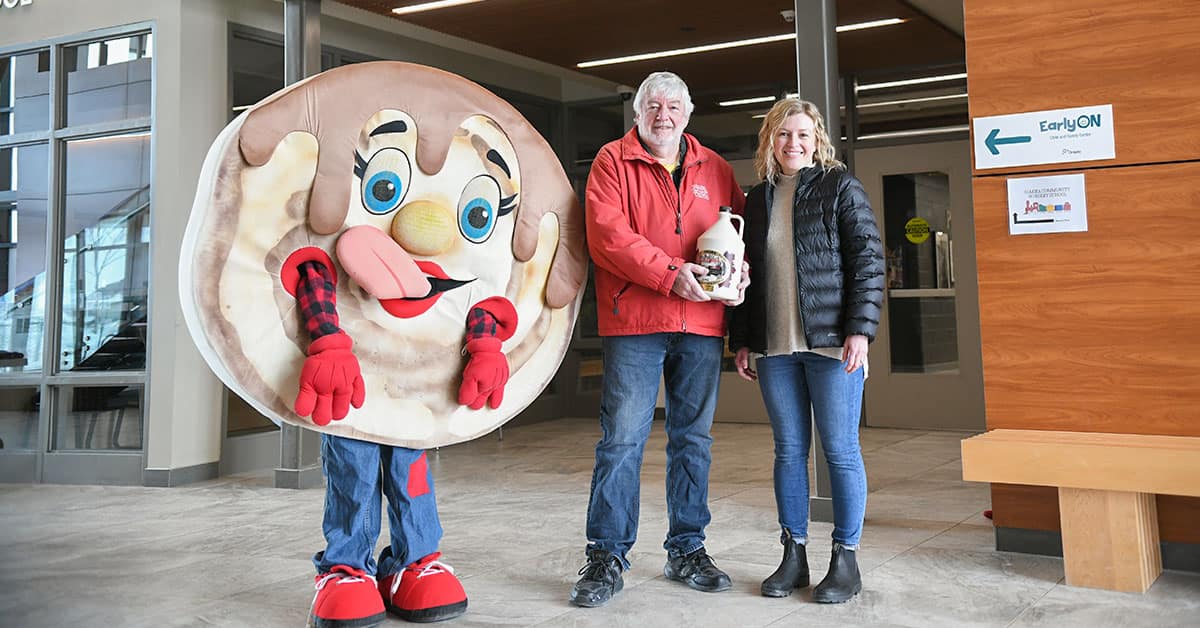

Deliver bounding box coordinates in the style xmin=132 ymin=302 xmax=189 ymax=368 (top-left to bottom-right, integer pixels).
xmin=458 ymin=296 xmax=518 ymax=410
xmin=296 ymin=332 xmax=365 ymax=425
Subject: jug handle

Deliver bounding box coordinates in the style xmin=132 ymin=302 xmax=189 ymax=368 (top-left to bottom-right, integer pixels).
xmin=730 ymin=213 xmax=744 ymax=238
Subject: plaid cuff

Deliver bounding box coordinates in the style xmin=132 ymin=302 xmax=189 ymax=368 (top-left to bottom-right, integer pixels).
xmin=296 ymin=261 xmax=341 ymax=340
xmin=465 ymin=306 xmax=499 ymax=341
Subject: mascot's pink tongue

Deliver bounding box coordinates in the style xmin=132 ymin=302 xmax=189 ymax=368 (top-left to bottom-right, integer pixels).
xmin=336 ymin=225 xmax=432 ymax=299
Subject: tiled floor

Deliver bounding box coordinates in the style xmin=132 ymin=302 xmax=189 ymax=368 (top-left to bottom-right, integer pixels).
xmin=1 ymin=419 xmax=1198 ymax=627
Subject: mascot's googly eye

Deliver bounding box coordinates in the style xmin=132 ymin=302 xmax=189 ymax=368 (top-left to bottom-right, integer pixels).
xmin=360 ymin=147 xmax=412 ymax=215
xmin=457 ymin=174 xmax=502 ymax=243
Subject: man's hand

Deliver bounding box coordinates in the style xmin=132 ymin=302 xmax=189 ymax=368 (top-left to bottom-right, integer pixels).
xmin=671 ymin=262 xmax=712 ymax=302
xmin=718 ymin=260 xmax=751 ymax=306
xmin=295 ymin=333 xmax=365 ymax=426
xmin=734 ymin=347 xmax=757 ymax=381
xmin=459 ymin=337 xmax=510 ymax=410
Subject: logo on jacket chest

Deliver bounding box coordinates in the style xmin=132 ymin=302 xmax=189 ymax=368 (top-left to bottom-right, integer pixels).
xmin=691 ymin=183 xmax=709 ymax=200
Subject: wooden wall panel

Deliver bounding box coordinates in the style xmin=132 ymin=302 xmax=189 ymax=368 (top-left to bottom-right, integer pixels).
xmin=992 ymin=488 xmax=1200 ymax=544
xmin=973 ymin=163 xmax=1200 ymax=437
xmin=965 ymin=0 xmax=1200 ymax=175
xmin=992 ymin=485 xmax=1059 ymax=531
xmin=1157 ymin=495 xmax=1200 ymax=543
xmin=967 ymin=1 xmax=1200 ymax=544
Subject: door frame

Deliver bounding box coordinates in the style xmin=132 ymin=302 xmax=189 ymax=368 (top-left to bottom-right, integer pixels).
xmin=856 ymin=140 xmax=985 ymax=431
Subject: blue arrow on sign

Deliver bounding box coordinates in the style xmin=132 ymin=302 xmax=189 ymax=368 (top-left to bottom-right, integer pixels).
xmin=985 ymin=128 xmax=1032 ymax=155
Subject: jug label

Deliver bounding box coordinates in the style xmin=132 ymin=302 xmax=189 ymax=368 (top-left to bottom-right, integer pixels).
xmin=698 ymin=249 xmax=735 ymax=290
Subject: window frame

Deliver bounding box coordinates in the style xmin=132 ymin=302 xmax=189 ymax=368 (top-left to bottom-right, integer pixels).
xmin=0 ymin=21 xmax=154 ymax=465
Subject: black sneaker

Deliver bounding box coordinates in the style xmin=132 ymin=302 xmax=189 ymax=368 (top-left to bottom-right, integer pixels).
xmin=569 ymin=549 xmax=624 ymax=608
xmin=663 ymin=548 xmax=732 ymax=592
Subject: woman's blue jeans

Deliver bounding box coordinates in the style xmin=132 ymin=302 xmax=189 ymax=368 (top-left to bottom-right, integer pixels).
xmin=756 ymin=351 xmax=867 ymax=546
xmin=312 ymin=434 xmax=442 ymax=577
xmin=585 ymin=333 xmax=724 ymax=567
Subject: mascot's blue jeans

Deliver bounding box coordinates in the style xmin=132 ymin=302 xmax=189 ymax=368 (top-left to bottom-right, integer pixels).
xmin=756 ymin=351 xmax=867 ymax=547
xmin=312 ymin=434 xmax=443 ymax=577
xmin=585 ymin=332 xmax=723 ymax=568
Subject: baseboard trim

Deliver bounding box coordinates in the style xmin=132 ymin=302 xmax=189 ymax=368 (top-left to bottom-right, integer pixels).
xmin=143 ymin=461 xmax=219 ymax=487
xmin=274 ymin=464 xmax=324 ymax=489
xmin=995 ymin=526 xmax=1200 ymax=573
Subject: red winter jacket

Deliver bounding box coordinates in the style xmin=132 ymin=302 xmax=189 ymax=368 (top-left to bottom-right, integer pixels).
xmin=585 ymin=128 xmax=746 ymax=338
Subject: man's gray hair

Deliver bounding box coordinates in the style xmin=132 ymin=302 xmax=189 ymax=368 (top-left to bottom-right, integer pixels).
xmin=633 ymin=71 xmax=695 ymax=117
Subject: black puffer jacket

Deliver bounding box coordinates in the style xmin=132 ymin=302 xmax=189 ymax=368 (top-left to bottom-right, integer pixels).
xmin=729 ymin=166 xmax=885 ymax=354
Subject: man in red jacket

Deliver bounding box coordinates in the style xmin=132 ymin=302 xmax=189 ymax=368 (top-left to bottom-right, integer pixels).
xmin=570 ymin=71 xmax=748 ymax=608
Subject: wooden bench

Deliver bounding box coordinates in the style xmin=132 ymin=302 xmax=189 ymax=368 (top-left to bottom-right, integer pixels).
xmin=960 ymin=429 xmax=1200 ymax=592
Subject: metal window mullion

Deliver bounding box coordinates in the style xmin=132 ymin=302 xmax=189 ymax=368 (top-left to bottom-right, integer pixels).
xmin=44 ymin=43 xmax=65 ymax=379
xmin=0 ymin=130 xmax=51 ymax=149
xmin=0 ymin=373 xmax=40 ymax=386
xmin=35 ymin=42 xmax=65 ymax=469
xmin=49 ymin=372 xmax=145 ymax=386
xmin=52 ymin=117 xmax=151 ymax=142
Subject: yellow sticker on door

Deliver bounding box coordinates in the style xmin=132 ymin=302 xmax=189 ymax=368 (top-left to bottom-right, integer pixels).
xmin=904 ymin=217 xmax=931 ymax=244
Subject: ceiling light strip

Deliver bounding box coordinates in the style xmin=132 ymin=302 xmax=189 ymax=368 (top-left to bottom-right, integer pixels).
xmin=578 ymin=33 xmax=795 ymax=69
xmin=855 ymin=125 xmax=969 ymax=141
xmin=578 ymin=18 xmax=906 ymax=68
xmin=856 ymin=93 xmax=968 ymax=109
xmin=856 ymin=72 xmax=968 ymax=92
xmin=837 ymin=18 xmax=905 ymax=32
xmin=392 ymin=0 xmax=485 ymax=16
xmin=718 ymin=96 xmax=778 ymax=107
xmin=735 ymin=92 xmax=967 ymax=111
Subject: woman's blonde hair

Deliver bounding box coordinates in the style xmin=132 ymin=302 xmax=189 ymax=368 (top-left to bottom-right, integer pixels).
xmin=753 ymin=98 xmax=842 ymax=181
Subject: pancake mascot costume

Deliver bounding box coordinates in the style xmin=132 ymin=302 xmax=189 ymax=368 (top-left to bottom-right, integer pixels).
xmin=179 ymin=62 xmax=585 ymax=627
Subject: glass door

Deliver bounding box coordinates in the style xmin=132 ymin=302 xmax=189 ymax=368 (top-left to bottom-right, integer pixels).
xmin=855 ymin=140 xmax=984 ymax=431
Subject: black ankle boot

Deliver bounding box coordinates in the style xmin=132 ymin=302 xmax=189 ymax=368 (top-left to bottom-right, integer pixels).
xmin=760 ymin=531 xmax=809 ymax=597
xmin=812 ymin=543 xmax=861 ymax=603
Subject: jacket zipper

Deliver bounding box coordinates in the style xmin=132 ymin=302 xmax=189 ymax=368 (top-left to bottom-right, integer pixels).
xmin=674 ymin=160 xmax=690 ymax=333
xmin=612 ymin=282 xmax=631 ymax=315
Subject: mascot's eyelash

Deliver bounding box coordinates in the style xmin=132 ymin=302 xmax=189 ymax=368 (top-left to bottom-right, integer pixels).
xmin=499 ymin=193 xmax=517 ymax=216
xmin=353 ymin=151 xmax=367 ymax=179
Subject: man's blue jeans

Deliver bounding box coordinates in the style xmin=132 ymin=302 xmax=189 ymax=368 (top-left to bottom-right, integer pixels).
xmin=585 ymin=333 xmax=724 ymax=567
xmin=756 ymin=351 xmax=867 ymax=547
xmin=312 ymin=434 xmax=442 ymax=577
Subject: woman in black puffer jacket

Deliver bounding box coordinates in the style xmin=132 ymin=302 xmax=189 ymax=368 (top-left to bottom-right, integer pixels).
xmin=728 ymin=98 xmax=883 ymax=604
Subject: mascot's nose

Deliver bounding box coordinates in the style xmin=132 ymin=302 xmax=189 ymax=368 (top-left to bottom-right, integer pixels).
xmin=391 ymin=200 xmax=456 ymax=256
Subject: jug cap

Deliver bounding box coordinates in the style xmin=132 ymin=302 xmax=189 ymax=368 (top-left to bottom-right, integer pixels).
xmin=719 ymin=205 xmax=732 ymax=213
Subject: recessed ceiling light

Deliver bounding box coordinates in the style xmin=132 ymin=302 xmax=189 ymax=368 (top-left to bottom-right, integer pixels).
xmin=392 ymin=0 xmax=485 ymax=16
xmin=577 ymin=18 xmax=906 ymax=68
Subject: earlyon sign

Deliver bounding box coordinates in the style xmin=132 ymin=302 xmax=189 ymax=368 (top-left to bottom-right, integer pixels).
xmin=973 ymin=105 xmax=1115 ymax=170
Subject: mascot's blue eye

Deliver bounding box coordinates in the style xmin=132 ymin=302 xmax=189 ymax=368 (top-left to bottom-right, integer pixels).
xmin=456 ymin=175 xmax=503 ymax=244
xmin=359 ymin=147 xmax=412 ymax=215
xmin=459 ymin=198 xmax=495 ymax=243
xmin=364 ymin=171 xmax=404 ymax=214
